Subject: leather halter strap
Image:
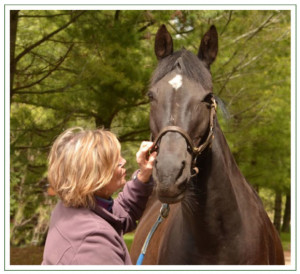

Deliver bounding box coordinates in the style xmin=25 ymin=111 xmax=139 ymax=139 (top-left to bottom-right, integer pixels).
xmin=151 ymin=97 xmax=217 ymax=158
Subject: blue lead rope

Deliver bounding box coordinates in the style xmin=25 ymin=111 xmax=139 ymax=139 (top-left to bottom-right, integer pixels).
xmin=136 ymin=203 xmax=170 ymax=265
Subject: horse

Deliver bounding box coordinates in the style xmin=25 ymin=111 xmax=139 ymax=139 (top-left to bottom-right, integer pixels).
xmin=130 ymin=24 xmax=285 ymax=265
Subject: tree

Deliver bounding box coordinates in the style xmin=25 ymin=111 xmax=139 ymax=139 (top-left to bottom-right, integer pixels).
xmin=282 ymin=193 xmax=291 ymax=232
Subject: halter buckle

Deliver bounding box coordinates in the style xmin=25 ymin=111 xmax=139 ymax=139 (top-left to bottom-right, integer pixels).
xmin=211 ymin=97 xmax=217 ymax=111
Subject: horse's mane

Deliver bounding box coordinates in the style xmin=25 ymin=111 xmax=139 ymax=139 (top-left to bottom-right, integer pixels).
xmin=150 ymin=48 xmax=213 ymax=91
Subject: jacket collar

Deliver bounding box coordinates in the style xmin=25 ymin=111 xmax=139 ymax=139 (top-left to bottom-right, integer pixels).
xmin=92 ymin=203 xmax=123 ymax=235
xmin=94 ymin=195 xmax=114 ymax=212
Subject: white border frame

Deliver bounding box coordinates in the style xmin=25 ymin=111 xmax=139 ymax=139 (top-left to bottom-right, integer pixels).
xmin=2 ymin=2 xmax=297 ymax=273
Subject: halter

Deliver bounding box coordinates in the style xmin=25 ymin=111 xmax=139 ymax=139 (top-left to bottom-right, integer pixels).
xmin=151 ymin=97 xmax=217 ymax=173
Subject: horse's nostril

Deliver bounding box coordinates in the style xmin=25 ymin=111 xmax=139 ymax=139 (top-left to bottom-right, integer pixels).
xmin=177 ymin=179 xmax=188 ymax=191
xmin=175 ymin=160 xmax=186 ymax=181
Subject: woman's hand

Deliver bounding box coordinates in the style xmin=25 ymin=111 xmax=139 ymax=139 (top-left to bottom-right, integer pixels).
xmin=136 ymin=141 xmax=157 ymax=183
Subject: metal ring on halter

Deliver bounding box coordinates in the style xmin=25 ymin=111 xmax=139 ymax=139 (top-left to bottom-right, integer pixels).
xmin=191 ymin=167 xmax=199 ymax=177
xmin=160 ymin=203 xmax=170 ymax=218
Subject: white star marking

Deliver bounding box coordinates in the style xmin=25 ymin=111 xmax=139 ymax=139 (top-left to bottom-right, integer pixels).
xmin=168 ymin=74 xmax=182 ymax=90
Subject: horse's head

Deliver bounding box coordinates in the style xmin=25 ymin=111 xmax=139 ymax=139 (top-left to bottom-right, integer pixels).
xmin=149 ymin=25 xmax=218 ymax=204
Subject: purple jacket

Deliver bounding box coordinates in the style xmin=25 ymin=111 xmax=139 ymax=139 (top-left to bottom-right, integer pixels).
xmin=42 ymin=173 xmax=154 ymax=265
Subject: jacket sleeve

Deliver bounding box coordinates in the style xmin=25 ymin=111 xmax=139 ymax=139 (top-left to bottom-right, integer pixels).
xmin=73 ymin=229 xmax=126 ymax=265
xmin=113 ymin=171 xmax=154 ymax=234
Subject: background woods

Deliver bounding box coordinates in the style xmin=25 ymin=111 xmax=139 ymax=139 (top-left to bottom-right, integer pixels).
xmin=10 ymin=10 xmax=290 ymax=250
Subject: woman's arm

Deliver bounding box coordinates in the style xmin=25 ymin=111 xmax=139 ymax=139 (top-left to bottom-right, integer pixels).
xmin=113 ymin=173 xmax=154 ymax=233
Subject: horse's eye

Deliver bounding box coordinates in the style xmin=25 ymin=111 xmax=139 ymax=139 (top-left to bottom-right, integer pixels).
xmin=147 ymin=91 xmax=155 ymax=102
xmin=202 ymin=93 xmax=213 ymax=103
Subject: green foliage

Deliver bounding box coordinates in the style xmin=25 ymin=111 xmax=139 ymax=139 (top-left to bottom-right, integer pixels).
xmin=10 ymin=10 xmax=291 ymax=246
xmin=123 ymin=232 xmax=135 ymax=252
xmin=280 ymin=232 xmax=291 ymax=251
xmin=215 ymin=11 xmax=291 ymax=193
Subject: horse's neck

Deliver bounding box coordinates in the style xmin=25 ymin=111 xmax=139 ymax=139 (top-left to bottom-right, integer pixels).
xmin=182 ymin=121 xmax=247 ymax=237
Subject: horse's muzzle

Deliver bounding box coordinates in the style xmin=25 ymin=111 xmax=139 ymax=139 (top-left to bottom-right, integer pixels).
xmin=153 ymin=162 xmax=189 ymax=204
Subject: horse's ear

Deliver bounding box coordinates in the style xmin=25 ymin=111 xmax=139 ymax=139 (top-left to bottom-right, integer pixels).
xmin=198 ymin=25 xmax=218 ymax=68
xmin=155 ymin=24 xmax=173 ymax=60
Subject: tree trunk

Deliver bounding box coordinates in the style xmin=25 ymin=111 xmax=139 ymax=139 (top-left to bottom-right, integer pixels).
xmin=281 ymin=192 xmax=291 ymax=232
xmin=10 ymin=10 xmax=19 ymax=102
xmin=273 ymin=189 xmax=282 ymax=232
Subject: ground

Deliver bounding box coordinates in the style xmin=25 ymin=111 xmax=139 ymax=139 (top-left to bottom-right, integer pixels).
xmin=10 ymin=246 xmax=44 ymax=265
xmin=10 ymin=246 xmax=291 ymax=265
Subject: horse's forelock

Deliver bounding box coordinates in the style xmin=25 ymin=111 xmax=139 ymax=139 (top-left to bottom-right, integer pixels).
xmin=150 ymin=49 xmax=213 ymax=91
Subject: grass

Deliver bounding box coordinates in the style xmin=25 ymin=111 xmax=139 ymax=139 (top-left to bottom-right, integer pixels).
xmin=123 ymin=232 xmax=135 ymax=252
xmin=280 ymin=232 xmax=291 ymax=251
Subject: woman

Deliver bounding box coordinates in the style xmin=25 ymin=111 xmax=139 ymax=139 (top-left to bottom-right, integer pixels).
xmin=42 ymin=127 xmax=157 ymax=265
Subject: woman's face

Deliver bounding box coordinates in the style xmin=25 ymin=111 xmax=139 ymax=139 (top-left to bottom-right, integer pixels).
xmin=110 ymin=156 xmax=127 ymax=190
xmin=97 ymin=156 xmax=127 ymax=199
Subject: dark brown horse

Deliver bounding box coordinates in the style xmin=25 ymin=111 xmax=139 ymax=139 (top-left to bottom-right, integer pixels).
xmin=130 ymin=25 xmax=285 ymax=265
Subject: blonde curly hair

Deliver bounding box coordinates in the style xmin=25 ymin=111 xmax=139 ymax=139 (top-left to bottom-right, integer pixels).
xmin=47 ymin=127 xmax=121 ymax=208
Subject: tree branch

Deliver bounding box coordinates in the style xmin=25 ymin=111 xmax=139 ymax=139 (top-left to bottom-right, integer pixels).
xmin=216 ymin=53 xmax=248 ymax=96
xmin=18 ymin=12 xmax=72 ymax=18
xmin=13 ymin=84 xmax=73 ymax=95
xmin=10 ymin=10 xmax=20 ymax=102
xmin=138 ymin=21 xmax=156 ymax=33
xmin=13 ymin=44 xmax=74 ymax=92
xmin=118 ymin=128 xmax=150 ymax=142
xmin=220 ymin=10 xmax=233 ymax=36
xmin=13 ymin=99 xmax=97 ymax=119
xmin=114 ymin=10 xmax=120 ymax=22
xmin=107 ymin=100 xmax=149 ymax=127
xmin=12 ymin=99 xmax=65 ymax=111
xmin=231 ymin=12 xmax=277 ymax=44
xmin=14 ymin=10 xmax=85 ymax=65
xmin=13 ymin=213 xmax=39 ymax=229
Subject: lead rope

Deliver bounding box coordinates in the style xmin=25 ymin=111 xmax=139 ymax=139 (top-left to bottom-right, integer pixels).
xmin=136 ymin=203 xmax=170 ymax=265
